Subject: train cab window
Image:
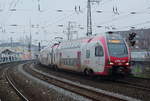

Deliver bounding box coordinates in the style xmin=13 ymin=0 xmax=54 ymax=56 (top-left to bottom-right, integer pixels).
xmin=95 ymin=45 xmax=104 ymax=57
xmin=86 ymin=50 xmax=90 ymax=58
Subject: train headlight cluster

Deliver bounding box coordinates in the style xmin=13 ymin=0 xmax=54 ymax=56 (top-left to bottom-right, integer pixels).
xmin=108 ymin=62 xmax=114 ymax=65
xmin=125 ymin=62 xmax=129 ymax=66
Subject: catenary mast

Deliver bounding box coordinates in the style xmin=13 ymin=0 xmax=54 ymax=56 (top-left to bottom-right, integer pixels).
xmin=87 ymin=0 xmax=100 ymax=36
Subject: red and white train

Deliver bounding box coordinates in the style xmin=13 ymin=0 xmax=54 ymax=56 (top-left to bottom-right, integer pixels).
xmin=38 ymin=32 xmax=131 ymax=76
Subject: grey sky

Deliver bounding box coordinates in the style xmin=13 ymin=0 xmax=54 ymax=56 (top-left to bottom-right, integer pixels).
xmin=0 ymin=0 xmax=150 ymax=45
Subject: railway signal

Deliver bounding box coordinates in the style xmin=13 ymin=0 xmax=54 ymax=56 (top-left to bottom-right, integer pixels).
xmin=128 ymin=32 xmax=136 ymax=46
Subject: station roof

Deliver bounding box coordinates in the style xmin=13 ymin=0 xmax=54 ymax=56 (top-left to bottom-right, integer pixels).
xmin=0 ymin=48 xmax=16 ymax=54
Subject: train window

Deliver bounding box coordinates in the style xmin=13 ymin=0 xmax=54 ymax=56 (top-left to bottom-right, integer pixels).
xmin=86 ymin=50 xmax=90 ymax=58
xmin=108 ymin=43 xmax=128 ymax=57
xmin=95 ymin=45 xmax=104 ymax=57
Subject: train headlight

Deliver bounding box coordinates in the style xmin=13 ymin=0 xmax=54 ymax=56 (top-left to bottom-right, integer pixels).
xmin=125 ymin=62 xmax=129 ymax=66
xmin=109 ymin=62 xmax=114 ymax=65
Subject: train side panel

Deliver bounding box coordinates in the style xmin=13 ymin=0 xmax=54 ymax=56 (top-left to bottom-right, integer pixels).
xmin=55 ymin=41 xmax=82 ymax=71
xmin=53 ymin=36 xmax=106 ymax=74
xmin=81 ymin=39 xmax=105 ymax=73
xmin=38 ymin=33 xmax=131 ymax=76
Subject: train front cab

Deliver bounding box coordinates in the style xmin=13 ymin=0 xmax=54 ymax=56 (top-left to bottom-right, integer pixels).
xmin=105 ymin=34 xmax=131 ymax=76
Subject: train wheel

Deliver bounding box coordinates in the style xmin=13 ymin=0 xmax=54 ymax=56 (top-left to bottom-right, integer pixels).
xmin=54 ymin=65 xmax=59 ymax=71
xmin=84 ymin=69 xmax=94 ymax=76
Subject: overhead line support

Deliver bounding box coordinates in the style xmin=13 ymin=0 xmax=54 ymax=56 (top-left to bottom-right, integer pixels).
xmin=87 ymin=0 xmax=100 ymax=36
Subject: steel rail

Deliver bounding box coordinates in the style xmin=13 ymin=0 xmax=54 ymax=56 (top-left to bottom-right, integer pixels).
xmin=24 ymin=63 xmax=140 ymax=101
xmin=129 ymin=76 xmax=150 ymax=80
xmin=5 ymin=69 xmax=29 ymax=101
xmin=116 ymin=79 xmax=150 ymax=92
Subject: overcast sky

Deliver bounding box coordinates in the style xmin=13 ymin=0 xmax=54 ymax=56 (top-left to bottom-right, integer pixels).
xmin=0 ymin=0 xmax=150 ymax=45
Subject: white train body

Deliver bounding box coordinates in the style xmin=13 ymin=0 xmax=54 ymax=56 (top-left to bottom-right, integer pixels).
xmin=38 ymin=33 xmax=131 ymax=76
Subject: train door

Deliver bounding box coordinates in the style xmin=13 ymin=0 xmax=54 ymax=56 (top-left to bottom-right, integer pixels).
xmin=82 ymin=43 xmax=91 ymax=69
xmin=92 ymin=43 xmax=105 ymax=72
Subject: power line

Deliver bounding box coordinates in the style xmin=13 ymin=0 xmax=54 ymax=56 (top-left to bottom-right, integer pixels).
xmin=41 ymin=0 xmax=112 ymax=31
xmin=43 ymin=12 xmax=76 ymax=28
xmin=41 ymin=5 xmax=87 ymax=28
xmin=96 ymin=8 xmax=150 ymax=26
xmin=12 ymin=0 xmax=20 ymax=9
xmin=9 ymin=0 xmax=20 ymax=10
xmin=94 ymin=20 xmax=150 ymax=32
xmin=42 ymin=1 xmax=90 ymax=28
xmin=9 ymin=0 xmax=16 ymax=9
xmin=119 ymin=21 xmax=150 ymax=30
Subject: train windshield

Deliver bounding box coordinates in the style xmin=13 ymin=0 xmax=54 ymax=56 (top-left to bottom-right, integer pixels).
xmin=107 ymin=40 xmax=128 ymax=57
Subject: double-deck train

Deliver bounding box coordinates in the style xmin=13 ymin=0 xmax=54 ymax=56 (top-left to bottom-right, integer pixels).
xmin=38 ymin=32 xmax=131 ymax=76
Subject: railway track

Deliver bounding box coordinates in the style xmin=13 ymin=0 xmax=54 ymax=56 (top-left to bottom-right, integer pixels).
xmin=115 ymin=76 xmax=150 ymax=92
xmin=24 ymin=63 xmax=140 ymax=101
xmin=130 ymin=76 xmax=150 ymax=80
xmin=116 ymin=79 xmax=150 ymax=92
xmin=5 ymin=67 xmax=29 ymax=101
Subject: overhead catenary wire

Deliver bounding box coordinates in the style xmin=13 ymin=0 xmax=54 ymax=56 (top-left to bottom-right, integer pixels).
xmin=1 ymin=0 xmax=150 ymax=43
xmin=41 ymin=1 xmax=90 ymax=29
xmin=91 ymin=0 xmax=150 ymax=32
xmin=95 ymin=8 xmax=150 ymax=27
xmin=41 ymin=0 xmax=150 ymax=38
xmin=8 ymin=0 xmax=20 ymax=10
xmin=118 ymin=20 xmax=150 ymax=30
xmin=94 ymin=20 xmax=150 ymax=33
xmin=12 ymin=0 xmax=20 ymax=10
xmin=43 ymin=0 xmax=112 ymax=35
xmin=41 ymin=0 xmax=113 ymax=29
xmin=9 ymin=0 xmax=16 ymax=10
xmin=42 ymin=12 xmax=76 ymax=28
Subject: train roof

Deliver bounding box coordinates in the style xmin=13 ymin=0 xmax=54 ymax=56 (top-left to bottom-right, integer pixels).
xmin=60 ymin=32 xmax=123 ymax=43
xmin=40 ymin=31 xmax=124 ymax=51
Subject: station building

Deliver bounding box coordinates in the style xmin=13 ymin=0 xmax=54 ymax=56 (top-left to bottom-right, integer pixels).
xmin=0 ymin=48 xmax=19 ymax=63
